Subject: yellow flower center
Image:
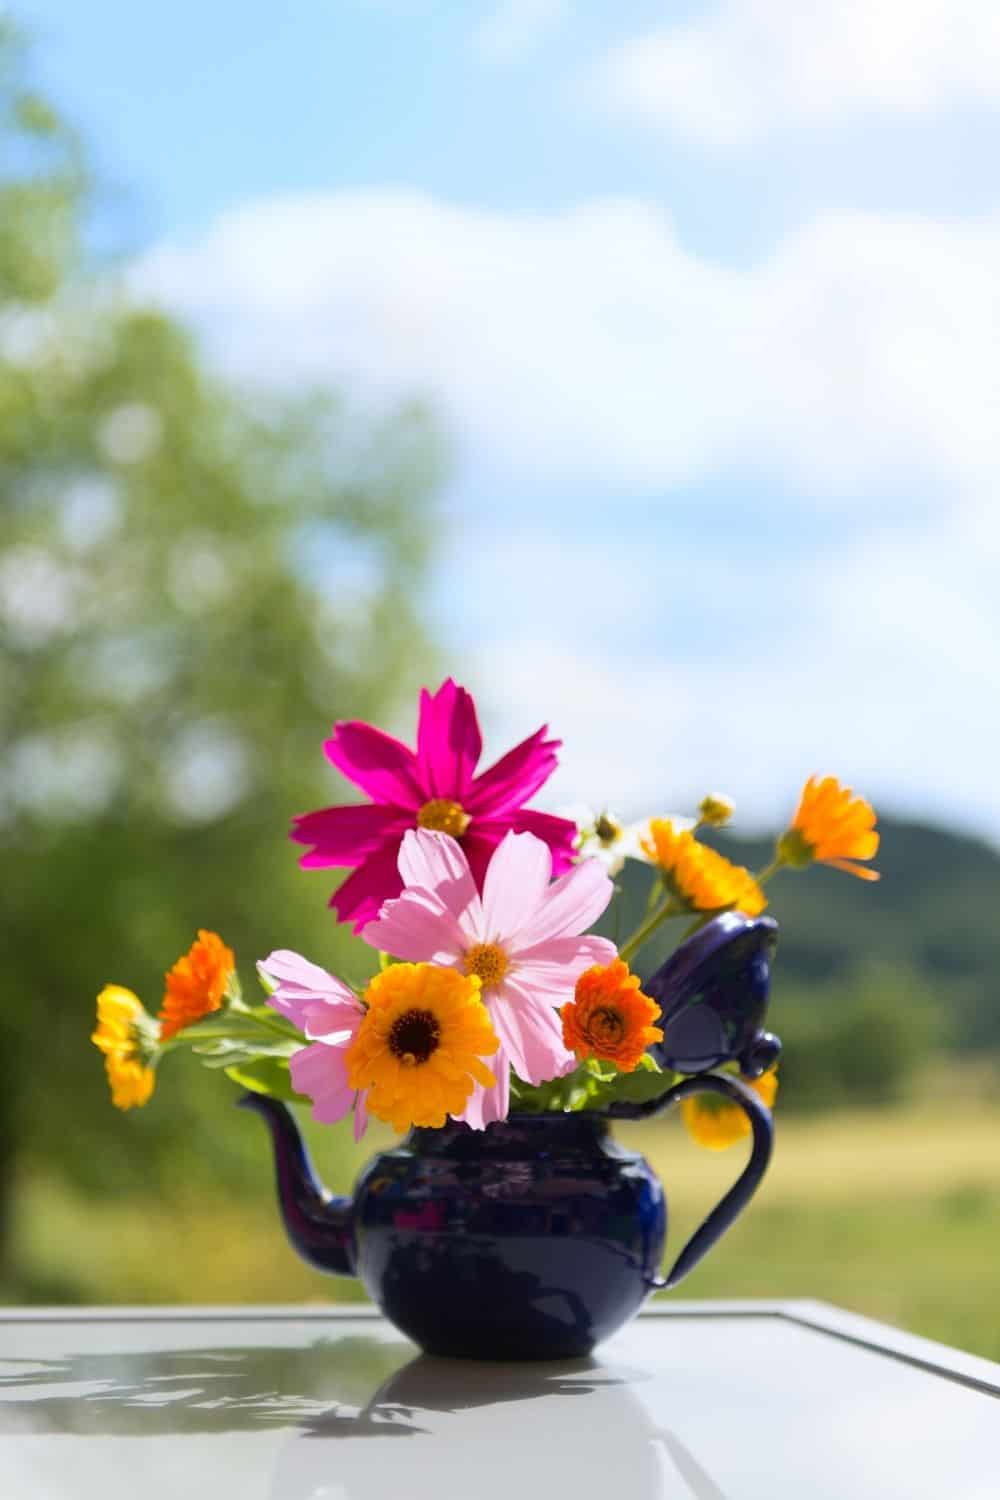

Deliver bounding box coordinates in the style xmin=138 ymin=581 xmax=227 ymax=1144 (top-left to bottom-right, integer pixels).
xmin=588 ymin=1006 xmax=626 ymax=1047
xmin=417 ymin=798 xmax=471 ymax=837
xmin=388 ymin=1007 xmax=441 ymax=1067
xmin=464 ymin=942 xmax=509 ymax=988
xmin=594 ymin=812 xmax=622 ymax=845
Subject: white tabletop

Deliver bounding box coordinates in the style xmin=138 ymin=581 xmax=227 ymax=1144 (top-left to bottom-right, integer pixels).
xmin=1 ymin=1302 xmax=997 ymax=1500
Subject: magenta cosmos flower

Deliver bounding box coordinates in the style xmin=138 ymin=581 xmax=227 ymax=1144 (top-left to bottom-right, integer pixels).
xmin=258 ymin=949 xmax=371 ymax=1141
xmin=291 ymin=679 xmax=578 ymax=933
xmin=362 ymin=828 xmax=618 ymax=1126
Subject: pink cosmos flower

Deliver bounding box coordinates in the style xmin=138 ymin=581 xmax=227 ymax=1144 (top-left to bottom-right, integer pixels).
xmin=291 ymin=678 xmax=578 ymax=933
xmin=361 ymin=828 xmax=618 ymax=1126
xmin=258 ymin=949 xmax=370 ymax=1141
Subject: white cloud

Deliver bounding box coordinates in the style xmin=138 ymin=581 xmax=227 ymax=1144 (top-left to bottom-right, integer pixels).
xmin=133 ymin=189 xmax=1000 ymax=838
xmin=436 ymin=478 xmax=1000 ymax=841
xmin=596 ymin=0 xmax=1000 ymax=146
xmin=468 ymin=512 xmax=1000 ymax=841
xmin=135 ymin=192 xmax=1000 ymax=510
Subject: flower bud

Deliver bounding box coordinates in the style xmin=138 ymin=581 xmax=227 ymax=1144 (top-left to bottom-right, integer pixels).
xmin=698 ymin=793 xmax=735 ymax=828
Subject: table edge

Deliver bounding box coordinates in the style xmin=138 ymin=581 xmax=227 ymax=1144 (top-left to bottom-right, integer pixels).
xmin=1 ymin=1299 xmax=996 ymax=1398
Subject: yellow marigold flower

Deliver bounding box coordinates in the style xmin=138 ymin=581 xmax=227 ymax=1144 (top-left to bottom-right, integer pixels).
xmin=159 ymin=929 xmax=235 ymax=1039
xmin=681 ymin=1070 xmax=778 ymax=1151
xmin=641 ymin=819 xmax=767 ymax=917
xmin=346 ymin=963 xmax=498 ymax=1132
xmin=92 ymin=985 xmax=158 ymax=1110
xmin=561 ymin=960 xmax=663 ymax=1072
xmin=778 ymin=775 xmax=879 ymax=882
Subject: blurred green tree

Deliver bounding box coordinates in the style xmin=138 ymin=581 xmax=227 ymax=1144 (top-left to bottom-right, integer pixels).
xmin=774 ymin=962 xmax=943 ymax=1112
xmin=0 ymin=22 xmax=442 ymax=1288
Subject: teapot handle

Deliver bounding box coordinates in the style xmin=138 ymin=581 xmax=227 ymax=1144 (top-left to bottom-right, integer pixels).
xmin=611 ymin=1072 xmax=774 ymax=1290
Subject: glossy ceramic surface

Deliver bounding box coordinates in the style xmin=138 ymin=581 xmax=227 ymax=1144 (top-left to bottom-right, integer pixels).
xmin=243 ymin=1077 xmax=773 ymax=1360
xmin=242 ymin=913 xmax=782 ymax=1359
xmin=645 ymin=912 xmax=782 ymax=1077
xmin=2 ymin=1305 xmax=996 ymax=1500
xmin=356 ymin=1113 xmax=661 ymax=1359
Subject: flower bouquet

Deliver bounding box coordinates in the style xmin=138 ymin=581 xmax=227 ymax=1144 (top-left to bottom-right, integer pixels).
xmin=94 ymin=679 xmax=879 ymax=1358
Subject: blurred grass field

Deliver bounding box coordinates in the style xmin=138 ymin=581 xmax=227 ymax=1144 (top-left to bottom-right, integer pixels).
xmin=10 ymin=1087 xmax=999 ymax=1362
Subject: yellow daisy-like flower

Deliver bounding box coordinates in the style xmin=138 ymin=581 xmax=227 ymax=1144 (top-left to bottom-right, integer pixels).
xmin=91 ymin=985 xmax=158 ymax=1110
xmin=641 ymin=819 xmax=767 ymax=917
xmin=681 ymin=1070 xmax=778 ymax=1151
xmin=778 ymin=775 xmax=879 ymax=881
xmin=346 ymin=963 xmax=498 ymax=1133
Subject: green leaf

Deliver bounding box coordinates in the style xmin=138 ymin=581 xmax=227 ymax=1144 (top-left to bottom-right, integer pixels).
xmin=255 ymin=967 xmax=278 ymax=997
xmin=583 ymin=1052 xmax=678 ymax=1111
xmin=192 ymin=1036 xmax=300 ymax=1068
xmin=224 ymin=1056 xmax=308 ymax=1104
xmin=509 ymin=1064 xmax=602 ymax=1114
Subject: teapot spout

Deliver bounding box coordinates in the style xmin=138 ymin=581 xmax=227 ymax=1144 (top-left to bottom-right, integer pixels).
xmin=238 ymin=1093 xmax=357 ymax=1278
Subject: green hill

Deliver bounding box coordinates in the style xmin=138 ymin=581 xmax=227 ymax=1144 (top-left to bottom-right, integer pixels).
xmin=600 ymin=817 xmax=1000 ymax=1053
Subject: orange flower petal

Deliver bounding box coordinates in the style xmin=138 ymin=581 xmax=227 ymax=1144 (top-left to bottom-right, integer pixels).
xmin=644 ymin=819 xmax=767 ymax=917
xmin=787 ymin=776 xmax=879 ymax=878
xmin=561 ymin=959 xmax=663 ymax=1072
xmin=159 ymin=930 xmax=235 ymax=1039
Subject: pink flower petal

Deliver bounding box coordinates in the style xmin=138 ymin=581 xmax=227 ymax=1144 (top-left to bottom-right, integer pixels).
xmin=289 ymin=803 xmax=411 ymax=868
xmin=330 ymin=845 xmax=405 ymax=932
xmin=361 ymin=886 xmax=468 ymax=965
xmin=415 ymin=679 xmax=482 ymax=800
xmin=461 ymin=828 xmax=502 ymax=892
xmin=290 ymin=1042 xmax=355 ymax=1125
xmin=466 ymin=726 xmax=561 ymax=818
xmin=511 ymin=935 xmax=619 ymax=1004
xmin=509 ymin=856 xmax=613 ymax=950
xmin=492 ymin=980 xmax=576 ymax=1086
xmin=506 ymin=809 xmax=579 ymax=875
xmin=480 ymin=831 xmax=552 ymax=941
xmin=259 ymin=950 xmax=363 ymax=1036
xmin=258 ymin=949 xmax=354 ymax=1000
xmin=323 ymin=720 xmax=423 ymax=807
xmin=458 ymin=1038 xmax=510 ymax=1128
xmin=397 ymin=829 xmax=482 ymax=932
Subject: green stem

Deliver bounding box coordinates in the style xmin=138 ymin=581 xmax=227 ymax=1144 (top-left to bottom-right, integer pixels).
xmin=642 ymin=872 xmax=665 ymax=917
xmin=618 ymin=895 xmax=686 ymax=965
xmin=678 ymin=911 xmax=712 ymax=942
xmin=754 ymin=855 xmax=785 ymax=887
xmin=229 ymin=994 xmax=302 ymax=1038
xmin=158 ymin=1011 xmax=303 ymax=1055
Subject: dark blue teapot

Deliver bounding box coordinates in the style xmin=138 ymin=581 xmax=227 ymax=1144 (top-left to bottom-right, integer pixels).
xmin=242 ymin=913 xmax=780 ymax=1360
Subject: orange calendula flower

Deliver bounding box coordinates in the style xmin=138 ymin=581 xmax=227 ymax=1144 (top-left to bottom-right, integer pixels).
xmin=346 ymin=963 xmax=498 ymax=1133
xmin=778 ymin=775 xmax=879 ymax=881
xmin=92 ymin=985 xmax=158 ymax=1110
xmin=641 ymin=819 xmax=767 ymax=917
xmin=159 ymin=929 xmax=235 ymax=1039
xmin=561 ymin=960 xmax=663 ymax=1072
xmin=681 ymin=1070 xmax=778 ymax=1151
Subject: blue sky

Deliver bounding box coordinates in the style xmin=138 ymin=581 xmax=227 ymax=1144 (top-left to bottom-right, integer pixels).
xmin=20 ymin=0 xmax=1000 ymax=838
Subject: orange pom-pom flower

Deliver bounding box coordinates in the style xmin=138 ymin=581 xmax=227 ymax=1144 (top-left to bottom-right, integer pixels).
xmin=561 ymin=960 xmax=663 ymax=1072
xmin=159 ymin=929 xmax=235 ymax=1039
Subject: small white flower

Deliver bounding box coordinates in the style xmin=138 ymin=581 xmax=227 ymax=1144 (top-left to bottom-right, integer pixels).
xmin=562 ymin=804 xmax=661 ymax=876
